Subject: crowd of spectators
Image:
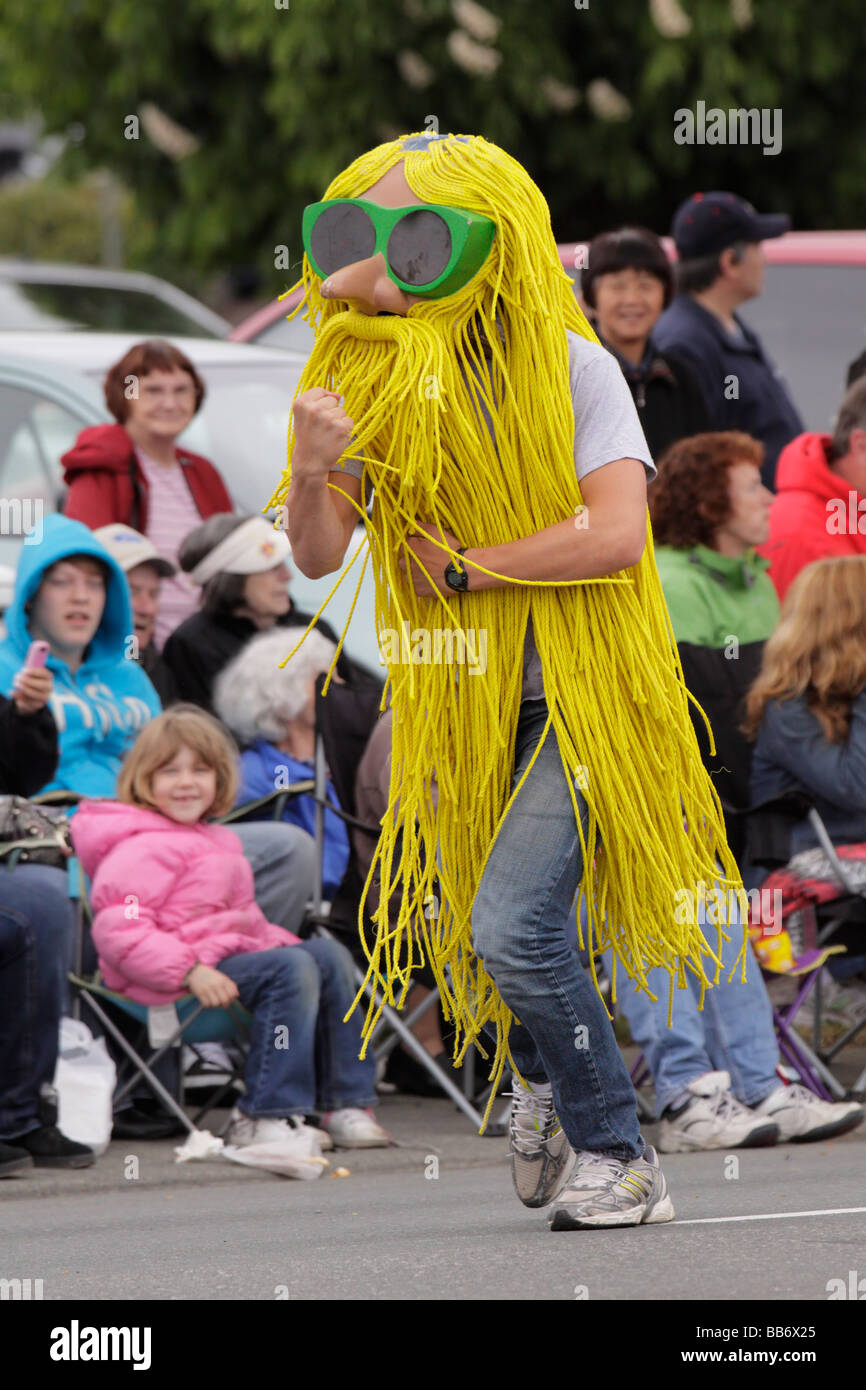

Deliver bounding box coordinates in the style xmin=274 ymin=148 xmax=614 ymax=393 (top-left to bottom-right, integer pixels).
xmin=2 ymin=183 xmax=866 ymax=1177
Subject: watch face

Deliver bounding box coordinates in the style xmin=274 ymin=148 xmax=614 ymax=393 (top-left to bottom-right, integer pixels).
xmin=446 ymin=557 xmax=467 ymax=590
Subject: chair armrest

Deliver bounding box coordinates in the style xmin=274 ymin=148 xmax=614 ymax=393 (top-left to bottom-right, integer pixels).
xmin=218 ymin=782 xmax=315 ymax=823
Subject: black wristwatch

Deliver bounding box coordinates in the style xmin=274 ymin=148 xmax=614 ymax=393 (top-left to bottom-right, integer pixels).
xmin=444 ymin=547 xmax=469 ymax=592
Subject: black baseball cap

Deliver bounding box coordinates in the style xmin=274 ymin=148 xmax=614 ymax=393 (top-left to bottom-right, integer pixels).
xmin=672 ymin=192 xmax=790 ymax=260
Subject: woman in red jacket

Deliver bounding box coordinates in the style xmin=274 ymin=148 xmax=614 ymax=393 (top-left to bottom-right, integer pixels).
xmin=61 ymin=339 xmax=233 ymax=649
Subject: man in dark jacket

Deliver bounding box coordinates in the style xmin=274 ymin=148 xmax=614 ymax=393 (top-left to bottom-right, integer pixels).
xmin=0 ymin=659 xmax=96 ymax=1174
xmin=653 ymin=192 xmax=803 ymax=489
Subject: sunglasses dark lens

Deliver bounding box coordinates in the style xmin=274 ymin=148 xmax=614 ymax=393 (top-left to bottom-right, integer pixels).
xmin=309 ymin=203 xmax=376 ymax=275
xmin=387 ymin=210 xmax=452 ymax=286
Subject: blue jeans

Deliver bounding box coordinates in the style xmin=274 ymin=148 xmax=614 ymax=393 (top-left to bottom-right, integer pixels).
xmin=0 ymin=865 xmax=75 ymax=1140
xmin=232 ymin=821 xmax=317 ymax=936
xmin=471 ymin=700 xmax=644 ymax=1161
xmin=219 ymin=937 xmax=377 ymax=1117
xmin=608 ymin=888 xmax=779 ymax=1117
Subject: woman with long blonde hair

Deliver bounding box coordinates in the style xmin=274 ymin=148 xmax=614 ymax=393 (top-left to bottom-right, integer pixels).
xmin=746 ymin=556 xmax=866 ymax=853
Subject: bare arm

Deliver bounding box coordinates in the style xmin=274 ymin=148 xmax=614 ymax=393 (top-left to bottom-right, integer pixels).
xmin=288 ymin=469 xmax=363 ymax=579
xmin=286 ymin=388 xmax=362 ymax=579
xmin=466 ymin=457 xmax=647 ymax=588
xmin=403 ymin=457 xmax=648 ymax=595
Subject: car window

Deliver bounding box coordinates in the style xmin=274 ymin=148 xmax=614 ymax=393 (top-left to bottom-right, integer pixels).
xmin=0 ymin=280 xmax=219 ymax=338
xmin=253 ymin=315 xmax=316 ymax=354
xmin=0 ymin=385 xmax=85 ymax=567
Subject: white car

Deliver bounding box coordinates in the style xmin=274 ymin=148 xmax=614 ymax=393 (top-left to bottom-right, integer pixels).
xmin=0 ymin=331 xmax=381 ymax=671
xmin=0 ymin=258 xmax=230 ymax=337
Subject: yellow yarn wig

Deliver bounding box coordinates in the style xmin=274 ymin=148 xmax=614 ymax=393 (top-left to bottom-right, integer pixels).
xmin=267 ymin=133 xmax=746 ymax=1115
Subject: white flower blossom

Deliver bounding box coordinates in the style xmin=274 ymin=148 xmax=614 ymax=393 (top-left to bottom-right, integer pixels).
xmin=397 ymin=49 xmax=435 ymax=88
xmin=451 ymin=0 xmax=501 ymax=43
xmin=446 ymin=28 xmax=502 ymax=76
xmin=586 ymin=79 xmax=632 ymax=121
xmin=649 ymin=0 xmax=692 ymax=38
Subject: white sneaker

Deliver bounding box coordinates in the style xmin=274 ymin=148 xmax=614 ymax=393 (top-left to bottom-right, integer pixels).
xmin=225 ymin=1106 xmax=333 ymax=1151
xmin=751 ymin=1083 xmax=865 ymax=1143
xmin=658 ymin=1070 xmax=779 ymax=1152
xmin=320 ymin=1107 xmax=391 ymax=1148
xmin=548 ymin=1145 xmax=675 ymax=1230
xmin=509 ymin=1078 xmax=576 ymax=1209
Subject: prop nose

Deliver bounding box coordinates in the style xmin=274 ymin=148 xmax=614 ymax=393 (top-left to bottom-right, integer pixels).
xmin=322 ymin=253 xmax=415 ymax=316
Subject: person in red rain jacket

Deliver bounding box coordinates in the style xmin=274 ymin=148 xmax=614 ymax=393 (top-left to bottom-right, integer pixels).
xmin=61 ymin=339 xmax=233 ymax=647
xmin=759 ymin=377 xmax=866 ymax=601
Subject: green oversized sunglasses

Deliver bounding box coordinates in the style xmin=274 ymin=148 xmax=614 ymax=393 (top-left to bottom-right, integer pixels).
xmin=302 ymin=198 xmax=496 ymax=299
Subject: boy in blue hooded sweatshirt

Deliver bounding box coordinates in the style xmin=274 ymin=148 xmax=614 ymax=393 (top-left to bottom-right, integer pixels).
xmin=0 ymin=514 xmax=316 ymax=950
xmin=0 ymin=516 xmax=161 ymax=796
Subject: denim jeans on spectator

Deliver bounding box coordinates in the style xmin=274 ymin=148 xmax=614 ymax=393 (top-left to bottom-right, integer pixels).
xmin=232 ymin=821 xmax=317 ymax=935
xmin=218 ymin=937 xmax=377 ymax=1116
xmin=471 ymin=699 xmax=644 ymax=1161
xmin=0 ymin=864 xmax=75 ymax=1140
xmin=606 ymin=886 xmax=779 ymax=1117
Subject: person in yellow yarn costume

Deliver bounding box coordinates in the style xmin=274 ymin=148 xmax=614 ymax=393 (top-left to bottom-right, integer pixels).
xmin=269 ymin=131 xmax=747 ymax=1231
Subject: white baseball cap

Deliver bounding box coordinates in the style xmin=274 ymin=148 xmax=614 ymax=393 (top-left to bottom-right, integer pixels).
xmin=92 ymin=524 xmax=177 ymax=578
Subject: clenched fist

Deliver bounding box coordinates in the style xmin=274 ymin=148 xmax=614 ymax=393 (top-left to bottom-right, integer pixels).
xmin=292 ymin=388 xmax=355 ymax=478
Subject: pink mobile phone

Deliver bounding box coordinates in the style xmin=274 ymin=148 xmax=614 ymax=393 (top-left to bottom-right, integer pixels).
xmin=24 ymin=640 xmax=50 ymax=669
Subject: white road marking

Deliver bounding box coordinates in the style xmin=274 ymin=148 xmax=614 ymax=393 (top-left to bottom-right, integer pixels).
xmin=674 ymin=1205 xmax=866 ymax=1226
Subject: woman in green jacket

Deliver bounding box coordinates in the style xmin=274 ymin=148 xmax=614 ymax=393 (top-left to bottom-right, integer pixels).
xmin=650 ymin=430 xmax=779 ymax=647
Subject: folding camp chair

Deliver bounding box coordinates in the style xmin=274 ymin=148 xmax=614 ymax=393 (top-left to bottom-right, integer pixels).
xmin=64 ymin=854 xmax=253 ymax=1135
xmin=290 ymin=673 xmax=502 ymax=1129
xmin=739 ymin=791 xmax=866 ymax=1100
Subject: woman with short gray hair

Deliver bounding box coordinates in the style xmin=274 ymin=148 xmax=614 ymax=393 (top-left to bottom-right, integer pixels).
xmin=215 ymin=628 xmax=350 ymax=898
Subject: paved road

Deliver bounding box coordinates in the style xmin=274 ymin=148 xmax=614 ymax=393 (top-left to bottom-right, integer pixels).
xmin=3 ymin=1096 xmax=864 ymax=1301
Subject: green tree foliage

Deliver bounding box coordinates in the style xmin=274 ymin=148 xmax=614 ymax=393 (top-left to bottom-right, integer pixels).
xmin=0 ymin=176 xmax=141 ymax=265
xmin=0 ymin=0 xmax=863 ymax=292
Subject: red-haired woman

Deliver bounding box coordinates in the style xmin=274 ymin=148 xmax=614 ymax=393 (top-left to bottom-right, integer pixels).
xmin=61 ymin=339 xmax=233 ymax=648
xmin=649 ymin=430 xmax=778 ymax=648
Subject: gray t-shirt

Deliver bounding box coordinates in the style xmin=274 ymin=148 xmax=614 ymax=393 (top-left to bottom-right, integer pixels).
xmin=335 ymin=330 xmax=656 ymax=702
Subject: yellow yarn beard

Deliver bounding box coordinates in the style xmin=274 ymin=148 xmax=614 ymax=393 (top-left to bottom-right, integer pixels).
xmin=268 ymin=134 xmax=746 ymax=1118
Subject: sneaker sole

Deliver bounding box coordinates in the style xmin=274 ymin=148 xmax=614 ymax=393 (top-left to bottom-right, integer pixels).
xmin=328 ymin=1137 xmax=391 ymax=1148
xmin=786 ymin=1111 xmax=865 ymax=1143
xmin=658 ymin=1121 xmax=779 ymax=1153
xmin=30 ymin=1154 xmax=97 ymax=1169
xmin=0 ymin=1154 xmax=34 ymax=1177
xmin=548 ymin=1191 xmax=676 ymax=1231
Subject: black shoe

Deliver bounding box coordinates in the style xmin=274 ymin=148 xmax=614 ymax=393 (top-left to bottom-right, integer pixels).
xmin=0 ymin=1140 xmax=34 ymax=1177
xmin=112 ymin=1106 xmax=186 ymax=1140
xmin=384 ymin=1045 xmax=452 ymax=1097
xmin=12 ymin=1125 xmax=96 ymax=1169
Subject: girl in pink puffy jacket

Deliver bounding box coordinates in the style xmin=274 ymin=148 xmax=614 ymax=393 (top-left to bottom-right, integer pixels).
xmin=71 ymin=705 xmax=389 ymax=1152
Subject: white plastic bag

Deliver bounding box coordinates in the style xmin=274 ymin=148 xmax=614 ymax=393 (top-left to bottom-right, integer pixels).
xmin=223 ymin=1127 xmax=330 ymax=1180
xmin=54 ymin=1017 xmax=116 ymax=1156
